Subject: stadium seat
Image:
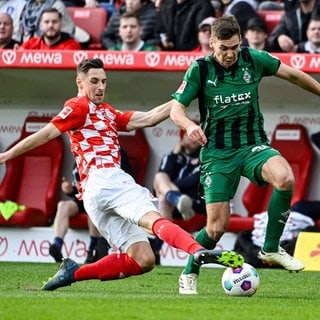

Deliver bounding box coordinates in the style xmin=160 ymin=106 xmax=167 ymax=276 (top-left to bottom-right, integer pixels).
xmin=172 ymin=213 xmax=207 ymax=233
xmin=67 ymin=7 xmax=107 ymax=50
xmin=118 ymin=129 xmax=150 ymax=186
xmin=69 ymin=129 xmax=150 ymax=229
xmin=0 ymin=116 xmax=64 ymax=227
xmin=228 ymin=123 xmax=314 ymax=232
xmin=258 ymin=10 xmax=284 ymax=34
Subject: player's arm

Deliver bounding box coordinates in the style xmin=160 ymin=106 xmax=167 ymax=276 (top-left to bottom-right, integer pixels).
xmin=0 ymin=123 xmax=61 ymax=164
xmin=126 ymin=100 xmax=173 ymax=131
xmin=275 ymin=63 xmax=320 ymax=96
xmin=170 ymin=100 xmax=207 ymax=146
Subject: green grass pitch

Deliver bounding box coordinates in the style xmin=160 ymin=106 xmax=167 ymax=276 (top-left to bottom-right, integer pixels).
xmin=0 ymin=262 xmax=319 ymax=320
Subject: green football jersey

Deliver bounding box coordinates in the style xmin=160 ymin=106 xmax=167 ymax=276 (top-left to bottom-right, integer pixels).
xmin=172 ymin=48 xmax=280 ymax=149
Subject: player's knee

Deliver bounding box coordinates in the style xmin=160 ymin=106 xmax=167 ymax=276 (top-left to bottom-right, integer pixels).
xmin=136 ymin=251 xmax=155 ymax=273
xmin=275 ymin=174 xmax=295 ymax=190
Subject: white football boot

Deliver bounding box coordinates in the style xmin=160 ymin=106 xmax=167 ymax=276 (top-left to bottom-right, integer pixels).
xmin=258 ymin=246 xmax=305 ymax=272
xmin=179 ymin=273 xmax=198 ymax=295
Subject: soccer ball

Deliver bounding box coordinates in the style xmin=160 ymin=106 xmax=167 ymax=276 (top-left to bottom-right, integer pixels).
xmin=221 ymin=263 xmax=260 ymax=297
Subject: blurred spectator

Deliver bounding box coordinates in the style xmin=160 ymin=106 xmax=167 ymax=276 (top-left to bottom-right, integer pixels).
xmin=49 ymin=148 xmax=130 ymax=263
xmin=296 ymin=9 xmax=320 ymax=53
xmin=216 ymin=0 xmax=260 ymax=37
xmin=61 ymin=0 xmax=85 ymax=6
xmin=153 ymin=126 xmax=205 ymax=221
xmin=17 ymin=8 xmax=81 ymax=49
xmin=84 ymin=0 xmax=118 ymax=17
xmin=100 ymin=0 xmax=159 ymax=49
xmin=257 ymin=0 xmax=284 ymax=10
xmin=0 ymin=12 xmax=20 ymax=48
xmin=48 ymin=163 xmax=104 ymax=263
xmin=157 ymin=0 xmax=215 ymax=51
xmin=108 ymin=12 xmax=158 ymax=50
xmin=19 ymin=0 xmax=90 ymax=46
xmin=268 ymin=0 xmax=320 ymax=52
xmin=242 ymin=16 xmax=271 ymax=50
xmin=0 ymin=0 xmax=27 ymax=42
xmin=151 ymin=125 xmax=205 ymax=263
xmin=291 ymin=200 xmax=320 ymax=222
xmin=150 ymin=0 xmax=162 ymax=10
xmin=192 ymin=16 xmax=215 ymax=54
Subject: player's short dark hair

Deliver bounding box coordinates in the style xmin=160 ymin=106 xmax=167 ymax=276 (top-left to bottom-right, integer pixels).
xmin=212 ymin=15 xmax=241 ymax=40
xmin=77 ymin=58 xmax=104 ymax=75
xmin=40 ymin=8 xmax=62 ymax=20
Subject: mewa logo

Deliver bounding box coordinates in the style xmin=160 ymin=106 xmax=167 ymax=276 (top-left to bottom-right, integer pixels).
xmin=2 ymin=50 xmax=16 ymax=64
xmin=289 ymin=54 xmax=320 ymax=69
xmin=20 ymin=52 xmax=63 ymax=64
xmin=1 ymin=51 xmax=63 ymax=64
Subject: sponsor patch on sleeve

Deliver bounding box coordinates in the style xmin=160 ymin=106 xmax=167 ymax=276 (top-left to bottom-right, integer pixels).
xmin=58 ymin=106 xmax=73 ymax=119
xmin=176 ymin=80 xmax=187 ymax=94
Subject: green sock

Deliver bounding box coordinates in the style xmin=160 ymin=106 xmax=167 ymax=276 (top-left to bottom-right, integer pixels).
xmin=263 ymin=188 xmax=292 ymax=252
xmin=183 ymin=228 xmax=217 ymax=275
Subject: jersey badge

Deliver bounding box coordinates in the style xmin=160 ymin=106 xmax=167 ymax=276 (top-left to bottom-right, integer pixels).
xmin=205 ymin=173 xmax=212 ymax=188
xmin=58 ymin=106 xmax=73 ymax=119
xmin=243 ymin=68 xmax=251 ymax=83
xmin=176 ymin=80 xmax=187 ymax=94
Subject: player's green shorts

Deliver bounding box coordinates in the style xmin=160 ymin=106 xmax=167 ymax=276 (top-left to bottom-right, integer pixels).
xmin=200 ymin=144 xmax=281 ymax=204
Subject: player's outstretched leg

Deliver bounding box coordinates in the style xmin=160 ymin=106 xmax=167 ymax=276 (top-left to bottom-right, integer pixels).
xmin=42 ymin=258 xmax=80 ymax=291
xmin=258 ymin=246 xmax=304 ymax=272
xmin=193 ymin=249 xmax=244 ymax=268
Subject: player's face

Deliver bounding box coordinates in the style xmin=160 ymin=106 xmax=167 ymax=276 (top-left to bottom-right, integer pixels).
xmin=40 ymin=12 xmax=62 ymax=39
xmin=77 ymin=68 xmax=107 ymax=105
xmin=209 ymin=34 xmax=241 ymax=68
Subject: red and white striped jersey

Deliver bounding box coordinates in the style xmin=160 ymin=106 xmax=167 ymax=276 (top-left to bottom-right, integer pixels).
xmin=51 ymin=95 xmax=133 ymax=195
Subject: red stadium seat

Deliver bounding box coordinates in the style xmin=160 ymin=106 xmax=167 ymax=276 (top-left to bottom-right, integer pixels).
xmin=118 ymin=129 xmax=150 ymax=186
xmin=173 ymin=213 xmax=207 ymax=233
xmin=258 ymin=10 xmax=284 ymax=34
xmin=67 ymin=7 xmax=107 ymax=50
xmin=0 ymin=116 xmax=64 ymax=227
xmin=69 ymin=129 xmax=150 ymax=229
xmin=228 ymin=123 xmax=314 ymax=232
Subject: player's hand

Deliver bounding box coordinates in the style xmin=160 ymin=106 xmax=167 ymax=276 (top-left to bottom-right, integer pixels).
xmin=0 ymin=152 xmax=9 ymax=165
xmin=186 ymin=123 xmax=207 ymax=146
